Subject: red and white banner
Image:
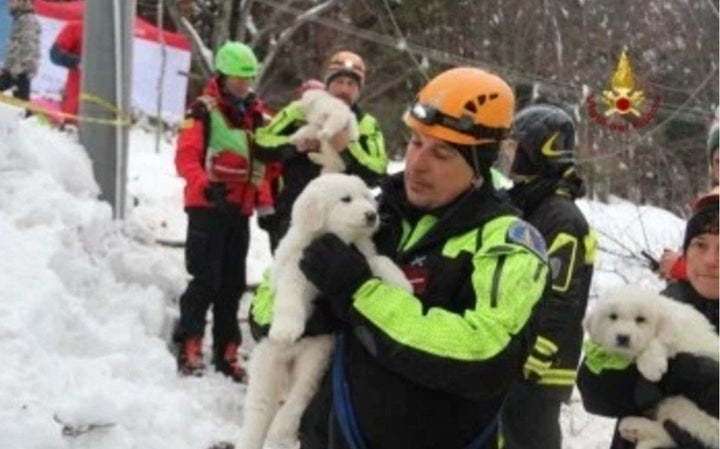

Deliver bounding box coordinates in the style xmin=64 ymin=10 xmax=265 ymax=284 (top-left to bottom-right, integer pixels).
xmin=33 ymin=0 xmax=192 ymax=123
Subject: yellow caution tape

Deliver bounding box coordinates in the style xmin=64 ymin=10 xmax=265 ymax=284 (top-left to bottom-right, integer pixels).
xmin=0 ymin=92 xmax=132 ymax=126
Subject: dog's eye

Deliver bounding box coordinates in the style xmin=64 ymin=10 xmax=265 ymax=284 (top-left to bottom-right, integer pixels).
xmin=609 ymin=313 xmax=618 ymax=321
xmin=340 ymin=196 xmax=352 ymax=203
xmin=635 ymin=316 xmax=646 ymax=324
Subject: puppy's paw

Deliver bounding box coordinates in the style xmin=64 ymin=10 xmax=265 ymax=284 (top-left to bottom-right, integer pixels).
xmin=368 ymin=256 xmax=413 ymax=292
xmin=619 ymin=417 xmax=643 ymax=442
xmin=308 ymin=151 xmax=345 ymax=173
xmin=269 ymin=317 xmax=304 ymax=344
xmin=637 ymin=352 xmax=667 ymax=382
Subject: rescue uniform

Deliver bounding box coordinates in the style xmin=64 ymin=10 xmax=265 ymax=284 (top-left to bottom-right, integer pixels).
xmin=174 ymin=76 xmax=270 ymax=360
xmin=251 ymin=174 xmax=549 ymax=449
xmin=501 ymin=175 xmax=596 ymax=449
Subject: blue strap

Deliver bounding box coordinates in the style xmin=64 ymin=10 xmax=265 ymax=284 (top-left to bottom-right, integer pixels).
xmin=332 ymin=332 xmax=500 ymax=449
xmin=331 ymin=332 xmax=368 ymax=449
xmin=462 ymin=411 xmax=500 ymax=449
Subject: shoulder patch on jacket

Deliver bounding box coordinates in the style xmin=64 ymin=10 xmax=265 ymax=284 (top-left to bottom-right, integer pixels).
xmin=507 ymin=220 xmax=547 ymax=260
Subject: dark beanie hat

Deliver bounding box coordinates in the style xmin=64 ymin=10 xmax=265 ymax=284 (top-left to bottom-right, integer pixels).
xmin=454 ymin=143 xmax=499 ymax=180
xmin=684 ymin=200 xmax=719 ymax=252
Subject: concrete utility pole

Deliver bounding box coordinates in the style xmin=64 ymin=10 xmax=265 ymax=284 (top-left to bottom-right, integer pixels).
xmin=79 ymin=0 xmax=134 ymax=219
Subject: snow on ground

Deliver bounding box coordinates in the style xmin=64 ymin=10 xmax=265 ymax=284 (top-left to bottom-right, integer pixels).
xmin=0 ymin=116 xmax=685 ymax=449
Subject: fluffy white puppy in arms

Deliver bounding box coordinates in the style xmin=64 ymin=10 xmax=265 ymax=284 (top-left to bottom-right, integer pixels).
xmin=583 ymin=285 xmax=719 ymax=449
xmin=289 ymin=89 xmax=359 ymax=173
xmin=238 ymin=173 xmax=412 ymax=449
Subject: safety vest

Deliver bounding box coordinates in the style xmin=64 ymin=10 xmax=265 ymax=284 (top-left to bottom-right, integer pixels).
xmin=205 ymin=107 xmax=264 ymax=185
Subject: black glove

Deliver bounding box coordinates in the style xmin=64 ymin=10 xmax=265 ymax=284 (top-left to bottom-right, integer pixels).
xmin=304 ymin=297 xmax=343 ymax=336
xmin=663 ymin=420 xmax=712 ymax=449
xmin=204 ymin=182 xmax=233 ymax=215
xmin=299 ymin=233 xmax=372 ymax=320
xmin=257 ymin=210 xmax=276 ymax=233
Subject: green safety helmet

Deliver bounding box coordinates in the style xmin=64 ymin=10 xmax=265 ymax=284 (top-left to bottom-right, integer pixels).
xmin=214 ymin=42 xmax=258 ymax=78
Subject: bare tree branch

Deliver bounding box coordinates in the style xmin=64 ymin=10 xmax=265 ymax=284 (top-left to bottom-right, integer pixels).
xmin=165 ymin=0 xmax=214 ymax=77
xmin=254 ymin=0 xmax=341 ymax=87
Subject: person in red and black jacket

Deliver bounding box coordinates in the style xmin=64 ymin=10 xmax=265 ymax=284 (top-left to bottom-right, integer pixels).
xmin=173 ymin=41 xmax=273 ymax=383
xmin=49 ymin=20 xmax=82 ymax=124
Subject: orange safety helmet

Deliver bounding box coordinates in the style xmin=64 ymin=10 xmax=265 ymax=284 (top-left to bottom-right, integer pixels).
xmin=324 ymin=51 xmax=367 ymax=86
xmin=403 ymin=67 xmax=515 ymax=146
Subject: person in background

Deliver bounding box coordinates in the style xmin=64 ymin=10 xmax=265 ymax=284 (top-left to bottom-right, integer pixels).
xmin=49 ymin=20 xmax=82 ymax=124
xmin=173 ymin=42 xmax=272 ymax=383
xmin=0 ymin=0 xmax=40 ymax=103
xmin=254 ymin=50 xmax=388 ymax=252
xmin=577 ymin=188 xmax=719 ymax=449
xmin=656 ymin=123 xmax=719 ymax=282
xmin=251 ymin=67 xmax=549 ymax=449
xmin=499 ymin=104 xmax=596 ymax=449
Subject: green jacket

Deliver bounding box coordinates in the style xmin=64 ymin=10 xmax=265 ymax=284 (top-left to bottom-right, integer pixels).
xmin=251 ymin=174 xmax=549 ymax=449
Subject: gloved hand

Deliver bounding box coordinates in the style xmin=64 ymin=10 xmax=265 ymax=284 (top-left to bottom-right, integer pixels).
xmin=523 ymin=335 xmax=559 ymax=382
xmin=299 ymin=233 xmax=372 ymax=320
xmin=663 ymin=420 xmax=713 ymax=449
xmin=204 ymin=182 xmax=234 ymax=215
xmin=304 ymin=296 xmax=343 ymax=336
xmin=256 ymin=206 xmax=276 ymax=232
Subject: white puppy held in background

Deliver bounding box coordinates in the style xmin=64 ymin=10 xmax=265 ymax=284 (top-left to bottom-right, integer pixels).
xmin=238 ymin=173 xmax=412 ymax=449
xmin=289 ymin=89 xmax=359 ymax=174
xmin=583 ymin=285 xmax=719 ymax=449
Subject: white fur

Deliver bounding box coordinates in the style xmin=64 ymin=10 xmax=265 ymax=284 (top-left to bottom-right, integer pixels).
xmin=238 ymin=174 xmax=412 ymax=449
xmin=583 ymin=286 xmax=719 ymax=449
xmin=289 ymin=89 xmax=359 ymax=174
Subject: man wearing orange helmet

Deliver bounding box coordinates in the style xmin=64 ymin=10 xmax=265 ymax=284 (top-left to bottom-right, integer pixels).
xmin=253 ymin=50 xmax=388 ymax=251
xmin=250 ymin=67 xmax=549 ymax=449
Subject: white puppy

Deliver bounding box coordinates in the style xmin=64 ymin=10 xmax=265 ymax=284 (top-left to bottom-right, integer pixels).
xmin=289 ymin=89 xmax=359 ymax=174
xmin=238 ymin=173 xmax=412 ymax=449
xmin=583 ymin=286 xmax=719 ymax=449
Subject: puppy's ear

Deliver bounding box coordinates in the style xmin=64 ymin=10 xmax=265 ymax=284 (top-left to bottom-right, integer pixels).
xmin=291 ymin=187 xmax=325 ymax=234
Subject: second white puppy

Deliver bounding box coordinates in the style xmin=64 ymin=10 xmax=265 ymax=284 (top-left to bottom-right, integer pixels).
xmin=289 ymin=89 xmax=359 ymax=174
xmin=583 ymin=285 xmax=719 ymax=449
xmin=238 ymin=173 xmax=412 ymax=449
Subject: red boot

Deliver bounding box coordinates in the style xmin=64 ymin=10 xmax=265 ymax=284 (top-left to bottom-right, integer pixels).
xmin=214 ymin=342 xmax=246 ymax=383
xmin=177 ymin=335 xmax=205 ymax=376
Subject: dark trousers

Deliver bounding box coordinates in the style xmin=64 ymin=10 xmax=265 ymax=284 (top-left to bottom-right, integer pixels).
xmin=0 ymin=71 xmax=31 ymax=101
xmin=500 ymin=382 xmax=562 ymax=449
xmin=173 ymin=208 xmax=249 ymax=354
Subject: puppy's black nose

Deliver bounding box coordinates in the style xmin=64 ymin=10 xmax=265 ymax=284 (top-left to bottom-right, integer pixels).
xmin=365 ymin=211 xmax=377 ymax=226
xmin=615 ymin=334 xmax=630 ymax=347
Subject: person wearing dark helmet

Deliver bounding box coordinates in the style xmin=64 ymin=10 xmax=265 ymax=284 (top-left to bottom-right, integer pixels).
xmin=249 ymin=67 xmax=549 ymax=449
xmin=498 ymin=104 xmax=596 ymax=449
xmin=253 ymin=50 xmax=388 ymax=252
xmin=576 ymin=187 xmax=719 ymax=449
xmin=173 ymin=42 xmax=273 ymax=382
